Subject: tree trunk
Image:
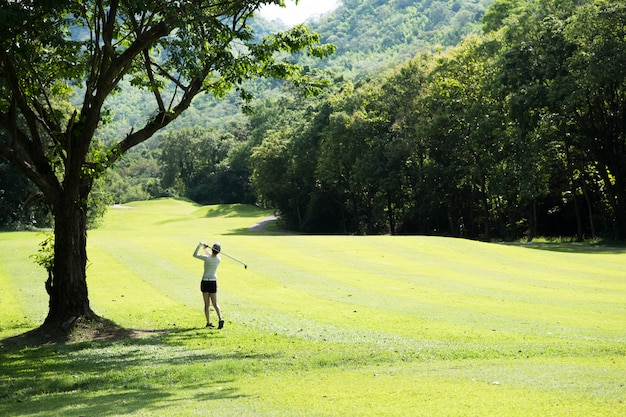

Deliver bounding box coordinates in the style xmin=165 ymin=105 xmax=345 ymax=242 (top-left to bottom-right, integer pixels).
xmin=387 ymin=194 xmax=395 ymax=235
xmin=614 ymin=176 xmax=626 ymax=240
xmin=43 ymin=185 xmax=97 ymax=329
xmin=480 ymin=176 xmax=490 ymax=241
xmin=582 ymin=183 xmax=596 ymax=239
xmin=527 ymin=201 xmax=537 ymax=241
xmin=572 ymin=192 xmax=583 ymax=242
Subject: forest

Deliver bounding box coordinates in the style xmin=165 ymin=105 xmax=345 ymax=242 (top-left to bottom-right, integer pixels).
xmin=2 ymin=0 xmax=625 ymax=241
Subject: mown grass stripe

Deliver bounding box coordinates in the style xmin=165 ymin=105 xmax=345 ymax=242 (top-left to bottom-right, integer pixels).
xmin=0 ymin=267 xmax=30 ymax=334
xmin=87 ymin=246 xmax=197 ymax=329
xmin=241 ymin=234 xmax=625 ymax=303
xmin=234 ymin=235 xmax=625 ymax=339
xmin=0 ymin=233 xmax=48 ymax=334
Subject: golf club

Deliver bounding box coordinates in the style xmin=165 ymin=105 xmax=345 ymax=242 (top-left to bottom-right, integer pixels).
xmin=220 ymin=250 xmax=247 ymax=269
xmin=203 ymin=242 xmax=247 ymax=269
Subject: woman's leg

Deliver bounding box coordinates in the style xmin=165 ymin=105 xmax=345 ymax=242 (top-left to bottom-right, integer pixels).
xmin=209 ymin=292 xmax=223 ymax=328
xmin=202 ymin=291 xmax=212 ymax=325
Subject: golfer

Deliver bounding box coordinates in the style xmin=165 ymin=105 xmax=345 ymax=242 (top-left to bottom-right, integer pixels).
xmin=193 ymin=241 xmax=224 ymax=329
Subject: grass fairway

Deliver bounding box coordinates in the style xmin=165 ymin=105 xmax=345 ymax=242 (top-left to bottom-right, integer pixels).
xmin=1 ymin=198 xmax=625 ymax=416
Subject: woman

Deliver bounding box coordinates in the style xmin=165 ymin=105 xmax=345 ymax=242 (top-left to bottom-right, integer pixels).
xmin=193 ymin=241 xmax=224 ymax=329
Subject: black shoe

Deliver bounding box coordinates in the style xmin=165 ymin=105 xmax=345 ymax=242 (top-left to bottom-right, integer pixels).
xmin=206 ymin=322 xmax=215 ymax=328
xmin=218 ymin=320 xmax=224 ymax=329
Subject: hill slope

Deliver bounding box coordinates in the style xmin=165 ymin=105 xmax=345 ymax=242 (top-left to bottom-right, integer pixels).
xmin=101 ymin=0 xmax=494 ymax=138
xmin=310 ymin=0 xmax=494 ymax=77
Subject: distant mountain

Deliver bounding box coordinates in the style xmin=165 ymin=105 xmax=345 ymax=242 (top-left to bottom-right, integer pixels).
xmin=102 ymin=0 xmax=494 ymax=140
xmin=308 ymin=0 xmax=494 ymax=77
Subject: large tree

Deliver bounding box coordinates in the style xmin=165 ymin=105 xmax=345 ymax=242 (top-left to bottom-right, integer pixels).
xmin=0 ymin=0 xmax=333 ymax=332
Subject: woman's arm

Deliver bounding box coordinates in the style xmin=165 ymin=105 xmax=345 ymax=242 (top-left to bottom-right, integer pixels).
xmin=193 ymin=242 xmax=207 ymax=259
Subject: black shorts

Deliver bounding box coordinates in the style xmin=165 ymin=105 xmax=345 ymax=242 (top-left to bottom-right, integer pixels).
xmin=201 ymin=280 xmax=217 ymax=293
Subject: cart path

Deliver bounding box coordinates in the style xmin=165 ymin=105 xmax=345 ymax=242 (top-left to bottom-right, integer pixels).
xmin=248 ymin=215 xmax=280 ymax=233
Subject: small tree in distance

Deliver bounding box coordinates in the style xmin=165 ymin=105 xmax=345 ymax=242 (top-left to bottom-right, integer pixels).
xmin=0 ymin=0 xmax=334 ymax=335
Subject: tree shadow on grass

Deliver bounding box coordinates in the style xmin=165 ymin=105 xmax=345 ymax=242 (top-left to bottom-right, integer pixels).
xmin=0 ymin=318 xmax=135 ymax=349
xmin=500 ymin=241 xmax=626 ymax=254
xmin=201 ymin=204 xmax=271 ymax=219
xmin=0 ymin=326 xmax=273 ymax=416
xmin=226 ymin=228 xmax=297 ymax=236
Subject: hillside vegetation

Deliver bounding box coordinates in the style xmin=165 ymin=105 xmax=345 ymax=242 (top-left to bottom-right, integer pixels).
xmin=100 ymin=0 xmax=494 ymax=134
xmin=1 ymin=199 xmax=625 ymax=416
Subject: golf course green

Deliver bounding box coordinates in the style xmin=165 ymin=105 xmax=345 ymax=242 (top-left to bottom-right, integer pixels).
xmin=1 ymin=198 xmax=624 ymax=416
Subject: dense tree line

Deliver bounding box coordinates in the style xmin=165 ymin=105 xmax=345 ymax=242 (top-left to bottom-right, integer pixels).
xmin=252 ymin=0 xmax=626 ymax=240
xmin=158 ymin=126 xmax=255 ymax=204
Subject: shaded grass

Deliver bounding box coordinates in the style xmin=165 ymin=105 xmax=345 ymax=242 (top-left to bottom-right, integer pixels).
xmin=1 ymin=199 xmax=625 ymax=416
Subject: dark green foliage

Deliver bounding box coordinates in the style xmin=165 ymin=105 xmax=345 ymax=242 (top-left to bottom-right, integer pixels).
xmin=250 ymin=0 xmax=626 ymax=240
xmin=158 ymin=126 xmax=254 ymax=204
xmin=0 ymin=159 xmax=52 ymax=230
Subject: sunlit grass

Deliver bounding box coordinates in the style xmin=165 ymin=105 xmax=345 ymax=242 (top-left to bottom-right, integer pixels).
xmin=1 ymin=199 xmax=624 ymax=416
